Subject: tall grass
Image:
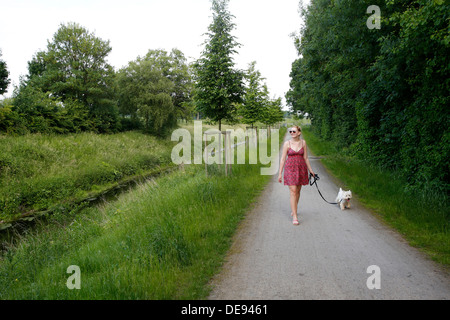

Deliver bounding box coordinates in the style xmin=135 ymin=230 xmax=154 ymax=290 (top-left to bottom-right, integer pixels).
xmin=0 ymin=131 xmax=174 ymax=223
xmin=0 ymin=125 xmax=285 ymax=299
xmin=302 ymin=126 xmax=449 ymax=266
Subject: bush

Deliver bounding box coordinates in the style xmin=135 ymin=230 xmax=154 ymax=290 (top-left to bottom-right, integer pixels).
xmin=288 ymin=0 xmax=449 ymax=195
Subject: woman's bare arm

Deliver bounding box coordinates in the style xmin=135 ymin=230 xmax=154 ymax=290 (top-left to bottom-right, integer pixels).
xmin=303 ymin=141 xmax=315 ymax=176
xmin=278 ymin=141 xmax=289 ymax=183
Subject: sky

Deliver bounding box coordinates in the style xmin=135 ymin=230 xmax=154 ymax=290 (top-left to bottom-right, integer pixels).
xmin=0 ymin=0 xmax=308 ymax=109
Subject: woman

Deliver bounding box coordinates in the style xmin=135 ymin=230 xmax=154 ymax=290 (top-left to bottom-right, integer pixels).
xmin=278 ymin=126 xmax=315 ymax=225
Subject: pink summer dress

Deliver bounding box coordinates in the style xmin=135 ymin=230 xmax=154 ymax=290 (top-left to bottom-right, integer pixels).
xmin=284 ymin=141 xmax=309 ymax=186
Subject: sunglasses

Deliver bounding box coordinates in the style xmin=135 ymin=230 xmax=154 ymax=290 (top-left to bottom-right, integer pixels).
xmin=289 ymin=130 xmax=300 ymax=133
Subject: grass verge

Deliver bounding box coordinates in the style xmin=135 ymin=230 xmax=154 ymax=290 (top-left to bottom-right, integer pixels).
xmin=302 ymin=126 xmax=449 ymax=266
xmin=0 ymin=131 xmax=174 ymax=224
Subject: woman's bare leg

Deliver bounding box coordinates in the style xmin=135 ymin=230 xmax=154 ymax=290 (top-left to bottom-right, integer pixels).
xmin=289 ymin=185 xmax=300 ymax=221
xmin=296 ymin=185 xmax=302 ymax=211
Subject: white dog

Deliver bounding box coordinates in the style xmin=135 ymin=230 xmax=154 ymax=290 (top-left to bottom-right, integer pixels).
xmin=336 ymin=188 xmax=352 ymax=210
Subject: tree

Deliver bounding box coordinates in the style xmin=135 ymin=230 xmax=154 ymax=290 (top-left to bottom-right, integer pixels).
xmin=0 ymin=98 xmax=23 ymax=134
xmin=193 ymin=0 xmax=244 ymax=131
xmin=287 ymin=0 xmax=449 ymax=193
xmin=116 ymin=52 xmax=177 ymax=134
xmin=239 ymin=61 xmax=267 ymax=128
xmin=367 ymin=0 xmax=450 ymax=192
xmin=17 ymin=22 xmax=119 ymax=133
xmin=262 ymin=97 xmax=284 ymax=127
xmin=287 ymin=0 xmax=383 ymax=142
xmin=0 ymin=49 xmax=10 ymax=95
xmin=142 ymin=49 xmax=193 ymax=122
xmin=12 ymin=84 xmax=63 ymax=133
xmin=116 ymin=49 xmax=193 ymax=131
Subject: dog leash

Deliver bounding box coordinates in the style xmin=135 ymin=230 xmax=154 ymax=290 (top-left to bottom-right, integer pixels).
xmin=309 ymin=173 xmax=339 ymax=205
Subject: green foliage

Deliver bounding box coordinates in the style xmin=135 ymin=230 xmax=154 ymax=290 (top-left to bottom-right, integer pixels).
xmin=0 ymin=49 xmax=10 ymax=95
xmin=143 ymin=49 xmax=193 ymax=120
xmin=0 ymin=132 xmax=174 ymax=222
xmin=1 ymin=25 xmax=195 ymax=136
xmin=368 ymin=0 xmax=450 ymax=193
xmin=287 ymin=0 xmax=449 ymax=194
xmin=9 ymin=84 xmax=92 ymax=134
xmin=116 ymin=49 xmax=193 ymax=135
xmin=262 ymin=97 xmax=284 ymax=127
xmin=0 ymin=99 xmax=25 ymax=134
xmin=239 ymin=61 xmax=267 ymax=126
xmin=193 ymin=0 xmax=244 ymax=130
xmin=12 ymin=23 xmax=120 ymax=134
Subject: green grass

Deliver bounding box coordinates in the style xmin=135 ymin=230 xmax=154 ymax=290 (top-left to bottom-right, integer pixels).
xmin=302 ymin=126 xmax=449 ymax=266
xmin=0 ymin=125 xmax=285 ymax=299
xmin=0 ymin=131 xmax=175 ymax=224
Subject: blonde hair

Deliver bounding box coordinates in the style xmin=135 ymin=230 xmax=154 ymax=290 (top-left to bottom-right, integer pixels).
xmin=291 ymin=125 xmax=302 ymax=133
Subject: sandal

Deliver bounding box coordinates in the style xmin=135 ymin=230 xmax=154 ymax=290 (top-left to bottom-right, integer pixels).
xmin=293 ymin=219 xmax=299 ymax=225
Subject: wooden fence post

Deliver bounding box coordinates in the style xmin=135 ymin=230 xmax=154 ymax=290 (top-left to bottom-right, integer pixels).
xmin=204 ymin=131 xmax=208 ymax=177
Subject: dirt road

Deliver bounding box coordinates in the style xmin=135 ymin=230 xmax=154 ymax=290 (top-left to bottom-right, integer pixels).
xmin=208 ymin=138 xmax=450 ymax=300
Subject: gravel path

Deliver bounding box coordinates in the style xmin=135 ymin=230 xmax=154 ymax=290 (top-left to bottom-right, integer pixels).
xmin=208 ymin=138 xmax=450 ymax=300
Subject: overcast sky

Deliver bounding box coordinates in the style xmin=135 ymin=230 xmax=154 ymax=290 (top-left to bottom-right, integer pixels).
xmin=0 ymin=0 xmax=308 ymax=108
